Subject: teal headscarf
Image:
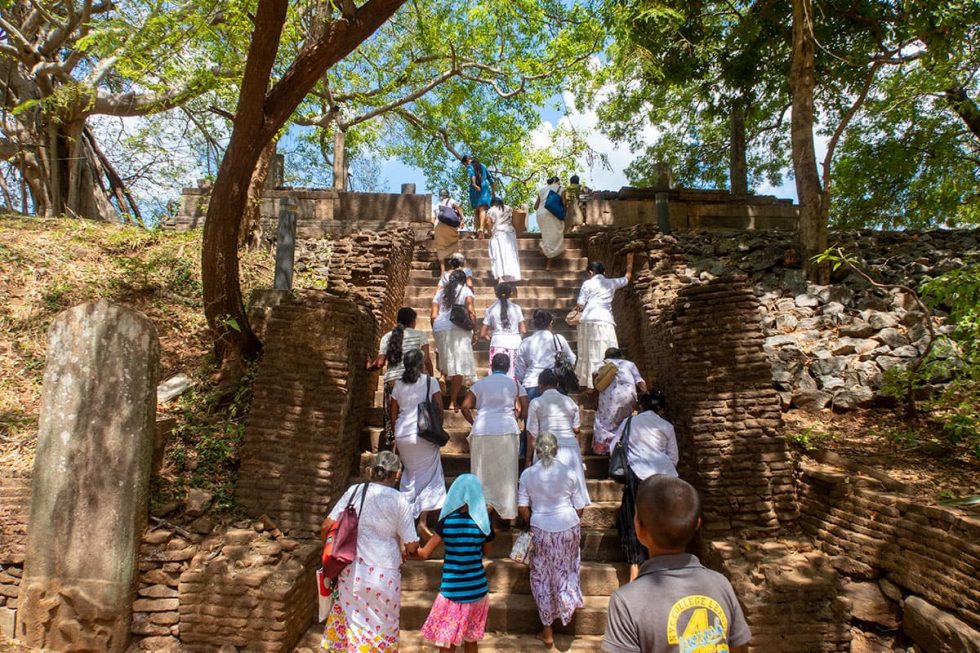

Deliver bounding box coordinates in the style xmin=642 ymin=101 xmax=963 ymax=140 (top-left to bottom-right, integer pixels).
xmin=438 ymin=473 xmax=491 ymax=535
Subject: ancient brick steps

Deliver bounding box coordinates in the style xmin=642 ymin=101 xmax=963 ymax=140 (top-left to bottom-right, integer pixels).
xmin=401 ymin=559 xmax=629 ymax=595
xmin=294 ymin=628 xmax=606 ymax=652
xmin=408 ymin=269 xmax=587 ymax=286
xmin=399 ymin=592 xmax=611 ymax=635
xmin=417 ymin=527 xmax=625 ymax=563
xmin=412 ymin=256 xmax=588 ymax=272
xmin=405 ymin=285 xmax=576 ymax=302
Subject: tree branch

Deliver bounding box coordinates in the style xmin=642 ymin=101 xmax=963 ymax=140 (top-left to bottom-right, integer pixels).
xmin=822 ymin=59 xmax=883 ymax=194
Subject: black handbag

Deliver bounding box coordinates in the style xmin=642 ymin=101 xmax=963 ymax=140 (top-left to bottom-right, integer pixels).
xmin=448 ymin=288 xmax=474 ymax=331
xmin=609 ymin=416 xmax=633 ymax=483
xmin=417 ymin=377 xmax=449 ymax=447
xmin=552 ymin=334 xmax=580 ymax=394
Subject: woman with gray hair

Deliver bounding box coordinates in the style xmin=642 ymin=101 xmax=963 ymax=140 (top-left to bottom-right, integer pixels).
xmin=319 ymin=451 xmax=420 ymax=651
xmin=517 ymin=432 xmax=587 ymax=647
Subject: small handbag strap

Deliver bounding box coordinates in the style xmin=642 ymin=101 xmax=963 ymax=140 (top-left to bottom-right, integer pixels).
xmin=346 ymin=482 xmax=369 ymax=514
xmin=623 ymin=416 xmax=633 ymax=449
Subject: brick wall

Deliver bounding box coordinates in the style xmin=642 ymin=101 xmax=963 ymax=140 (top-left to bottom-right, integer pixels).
xmin=798 ymin=461 xmax=980 ymax=629
xmin=236 ymin=291 xmax=378 ymax=536
xmin=0 ymin=471 xmax=30 ymax=565
xmin=586 ymin=227 xmax=798 ymax=538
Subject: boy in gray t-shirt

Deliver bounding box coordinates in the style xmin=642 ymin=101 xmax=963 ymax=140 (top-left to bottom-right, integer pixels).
xmin=603 ymin=477 xmax=751 ymax=653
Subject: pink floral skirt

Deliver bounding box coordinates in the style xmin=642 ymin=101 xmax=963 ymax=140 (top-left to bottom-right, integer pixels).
xmin=419 ymin=593 xmax=489 ymax=647
xmin=488 ymin=345 xmax=517 ymax=376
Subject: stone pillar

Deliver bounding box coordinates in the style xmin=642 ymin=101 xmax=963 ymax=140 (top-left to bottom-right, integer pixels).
xmin=274 ymin=197 xmax=297 ymax=290
xmin=401 ymin=183 xmax=416 ymax=194
xmin=18 ymin=301 xmax=159 ymax=652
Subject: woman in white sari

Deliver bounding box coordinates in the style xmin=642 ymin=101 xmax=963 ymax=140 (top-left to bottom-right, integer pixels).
xmin=487 ymin=197 xmax=522 ymax=282
xmin=575 ymin=254 xmax=635 ymax=391
xmin=534 ymin=176 xmax=565 ymax=270
xmin=389 ymin=350 xmax=447 ymax=525
xmin=320 ymin=451 xmax=419 ymax=652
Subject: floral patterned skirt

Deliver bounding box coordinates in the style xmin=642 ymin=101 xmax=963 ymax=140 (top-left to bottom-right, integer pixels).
xmin=420 ymin=593 xmax=489 ymax=647
xmin=529 ymin=526 xmax=584 ymax=626
xmin=321 ymin=559 xmax=401 ymax=652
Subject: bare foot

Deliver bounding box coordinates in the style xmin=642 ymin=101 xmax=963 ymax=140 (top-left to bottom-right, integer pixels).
xmin=535 ymin=632 xmax=554 ymax=648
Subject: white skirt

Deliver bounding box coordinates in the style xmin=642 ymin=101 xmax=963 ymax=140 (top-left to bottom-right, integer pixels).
xmin=489 ymin=229 xmax=522 ymax=281
xmin=538 ymin=210 xmax=566 ymax=259
xmin=469 ymin=433 xmax=520 ymax=519
xmin=397 ymin=434 xmax=447 ymax=518
xmin=434 ymin=328 xmax=477 ymax=381
xmin=575 ymin=320 xmax=618 ymax=389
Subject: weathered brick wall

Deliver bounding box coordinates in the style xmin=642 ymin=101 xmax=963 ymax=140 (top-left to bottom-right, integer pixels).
xmin=131 ymin=528 xmax=197 ymax=650
xmin=798 ymin=461 xmax=980 ymax=630
xmin=236 ymin=291 xmax=377 ymax=536
xmin=0 ymin=471 xmax=30 ymax=565
xmin=586 ymin=227 xmax=798 ymax=538
xmin=178 ymin=529 xmax=318 ymax=653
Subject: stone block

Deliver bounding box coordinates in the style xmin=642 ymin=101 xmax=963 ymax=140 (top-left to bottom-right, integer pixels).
xmin=19 ymin=301 xmax=159 ymax=653
xmin=843 ymin=581 xmax=900 ymax=628
xmin=903 ymin=596 xmax=980 ymax=653
xmin=0 ymin=605 xmax=14 ymax=640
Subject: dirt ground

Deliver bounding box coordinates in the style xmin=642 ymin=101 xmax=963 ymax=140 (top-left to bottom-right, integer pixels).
xmin=784 ymin=408 xmax=980 ymax=503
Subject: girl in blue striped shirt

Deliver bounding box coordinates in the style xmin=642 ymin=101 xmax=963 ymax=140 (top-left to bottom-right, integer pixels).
xmin=417 ymin=474 xmax=495 ymax=652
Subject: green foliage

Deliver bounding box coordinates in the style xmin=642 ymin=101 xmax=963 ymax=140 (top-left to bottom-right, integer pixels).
xmin=293 ymin=0 xmax=603 ymax=205
xmin=790 ymin=427 xmax=833 ymax=452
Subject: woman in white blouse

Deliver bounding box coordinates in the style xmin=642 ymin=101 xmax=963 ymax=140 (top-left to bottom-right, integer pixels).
xmin=574 ymin=253 xmax=635 ymax=390
xmin=486 ymin=197 xmax=522 ymax=282
xmin=518 ymin=432 xmax=587 ymax=647
xmin=525 ymin=370 xmax=591 ymax=505
xmin=480 ymin=282 xmax=526 ymax=377
xmin=319 ymin=451 xmax=419 ymax=651
xmin=610 ymin=390 xmax=678 ymax=580
xmin=431 ymin=269 xmax=477 ymax=410
xmin=461 ymin=353 xmax=529 ymax=522
xmin=534 ymin=176 xmax=565 ymax=270
xmin=390 ymin=350 xmax=447 ymax=525
xmin=514 ymin=310 xmax=575 ymax=401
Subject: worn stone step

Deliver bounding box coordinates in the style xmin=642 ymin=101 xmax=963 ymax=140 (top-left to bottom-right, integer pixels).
xmin=439 ymin=477 xmax=623 ymax=504
xmin=406 ymin=286 xmax=576 ymax=302
xmin=408 ymin=270 xmax=589 ymax=286
xmin=399 ymin=631 xmax=605 ymax=652
xmin=400 ymin=591 xmax=611 ymax=635
xmin=401 ymin=559 xmax=629 ymax=595
xmin=411 ymin=256 xmax=588 ymax=272
xmin=408 ymin=295 xmax=575 ymax=312
xmin=294 ymin=627 xmax=606 ymax=652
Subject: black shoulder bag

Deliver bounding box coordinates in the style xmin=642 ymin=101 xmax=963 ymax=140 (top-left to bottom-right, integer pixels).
xmin=448 ymin=287 xmax=474 ymax=331
xmin=609 ymin=416 xmax=633 ymax=483
xmin=552 ymin=334 xmax=580 ymax=394
xmin=417 ymin=376 xmax=449 ymax=447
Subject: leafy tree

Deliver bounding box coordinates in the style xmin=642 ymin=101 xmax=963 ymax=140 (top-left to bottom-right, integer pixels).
xmin=293 ymin=0 xmax=603 ymax=206
xmin=0 ymin=0 xmax=246 ymax=220
xmin=201 ymin=0 xmax=408 ymax=367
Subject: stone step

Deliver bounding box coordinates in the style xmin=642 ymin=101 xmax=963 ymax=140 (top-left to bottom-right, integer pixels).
xmin=412 ymin=256 xmax=588 ymax=272
xmin=295 ymin=627 xmax=607 ymax=652
xmin=400 ymin=591 xmax=610 ymax=635
xmin=399 ymin=631 xmax=605 ymax=652
xmin=408 ymin=270 xmax=588 ymax=286
xmin=405 ymin=286 xmax=576 ymax=302
xmin=401 ymin=559 xmax=628 ymax=595
xmin=419 ymin=528 xmax=623 ymax=563
xmin=408 ymin=295 xmax=575 ymax=312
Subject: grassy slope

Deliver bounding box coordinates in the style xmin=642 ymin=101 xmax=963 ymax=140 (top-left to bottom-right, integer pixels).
xmin=0 ymin=215 xmax=269 ymax=507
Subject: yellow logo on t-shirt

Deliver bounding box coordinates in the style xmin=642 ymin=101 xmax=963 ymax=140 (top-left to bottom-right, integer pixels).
xmin=666 ymin=595 xmax=730 ymax=653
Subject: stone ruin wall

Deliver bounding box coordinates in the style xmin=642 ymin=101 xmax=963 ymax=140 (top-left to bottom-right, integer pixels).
xmin=0 ymin=470 xmax=29 ymax=639
xmin=165 ymin=188 xmax=433 ymax=244
xmin=585 ymin=228 xmax=799 ymax=538
xmin=585 ymin=225 xmax=980 ymax=651
xmin=797 ymin=462 xmax=980 ymax=651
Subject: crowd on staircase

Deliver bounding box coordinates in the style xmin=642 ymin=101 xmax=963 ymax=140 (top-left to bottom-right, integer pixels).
xmin=317 ymin=173 xmax=752 ymax=653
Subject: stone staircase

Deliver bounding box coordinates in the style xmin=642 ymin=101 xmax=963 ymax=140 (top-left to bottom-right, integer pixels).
xmin=299 ymin=236 xmax=625 ymax=651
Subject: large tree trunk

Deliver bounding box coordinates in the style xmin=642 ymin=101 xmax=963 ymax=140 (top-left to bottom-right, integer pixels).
xmin=239 ymin=139 xmax=278 ymax=249
xmin=729 ymin=101 xmax=748 ymax=195
xmin=945 ymin=85 xmax=980 ymax=142
xmin=201 ymin=0 xmax=408 ymax=364
xmin=790 ymin=0 xmax=827 ymax=283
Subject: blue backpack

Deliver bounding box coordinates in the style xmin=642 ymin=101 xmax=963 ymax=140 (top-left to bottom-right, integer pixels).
xmin=544 ymin=188 xmax=566 ymax=220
